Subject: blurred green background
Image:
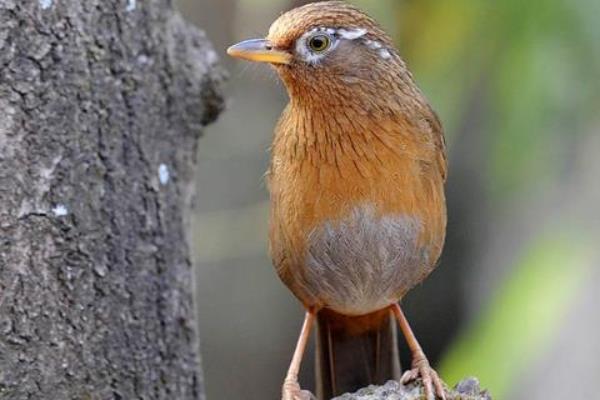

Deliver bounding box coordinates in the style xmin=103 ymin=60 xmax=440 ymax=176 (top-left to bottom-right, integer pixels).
xmin=176 ymin=0 xmax=600 ymax=399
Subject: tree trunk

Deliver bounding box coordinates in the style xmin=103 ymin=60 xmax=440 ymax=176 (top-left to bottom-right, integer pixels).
xmin=0 ymin=1 xmax=223 ymax=399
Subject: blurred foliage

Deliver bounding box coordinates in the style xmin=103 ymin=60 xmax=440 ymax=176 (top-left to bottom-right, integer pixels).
xmin=356 ymin=0 xmax=600 ymax=196
xmin=439 ymin=234 xmax=593 ymax=398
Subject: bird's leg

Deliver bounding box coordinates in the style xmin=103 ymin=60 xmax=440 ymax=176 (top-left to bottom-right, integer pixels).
xmin=282 ymin=311 xmax=316 ymax=400
xmin=391 ymin=304 xmax=446 ymax=400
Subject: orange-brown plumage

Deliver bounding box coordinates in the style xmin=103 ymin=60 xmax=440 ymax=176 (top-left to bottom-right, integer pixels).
xmin=270 ymin=102 xmax=446 ymax=313
xmin=228 ymin=2 xmax=448 ymax=399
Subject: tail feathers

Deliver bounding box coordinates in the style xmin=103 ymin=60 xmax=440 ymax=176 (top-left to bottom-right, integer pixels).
xmin=315 ymin=309 xmax=401 ymax=399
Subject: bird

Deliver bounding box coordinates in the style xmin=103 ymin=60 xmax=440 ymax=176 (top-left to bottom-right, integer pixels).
xmin=227 ymin=2 xmax=448 ymax=399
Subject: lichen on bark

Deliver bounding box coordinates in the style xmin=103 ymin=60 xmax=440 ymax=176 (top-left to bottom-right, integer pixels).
xmin=333 ymin=378 xmax=492 ymax=400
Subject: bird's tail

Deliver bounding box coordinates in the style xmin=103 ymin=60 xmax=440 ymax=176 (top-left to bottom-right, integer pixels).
xmin=315 ymin=308 xmax=401 ymax=399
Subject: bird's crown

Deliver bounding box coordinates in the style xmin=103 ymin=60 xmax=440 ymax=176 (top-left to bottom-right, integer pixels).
xmin=267 ymin=1 xmax=393 ymax=56
xmin=228 ymin=1 xmax=398 ymax=68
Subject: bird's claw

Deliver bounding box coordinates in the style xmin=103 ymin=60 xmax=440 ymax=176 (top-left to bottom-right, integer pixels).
xmin=282 ymin=379 xmax=315 ymax=400
xmin=401 ymin=358 xmax=447 ymax=400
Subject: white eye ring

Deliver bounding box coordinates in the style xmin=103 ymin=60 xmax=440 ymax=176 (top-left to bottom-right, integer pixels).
xmin=296 ymin=29 xmax=337 ymax=64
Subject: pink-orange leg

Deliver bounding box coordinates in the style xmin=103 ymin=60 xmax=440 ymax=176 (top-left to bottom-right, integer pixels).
xmin=391 ymin=304 xmax=446 ymax=400
xmin=282 ymin=311 xmax=316 ymax=400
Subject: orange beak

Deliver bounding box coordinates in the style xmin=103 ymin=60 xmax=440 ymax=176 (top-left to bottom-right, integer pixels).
xmin=227 ymin=39 xmax=292 ymax=65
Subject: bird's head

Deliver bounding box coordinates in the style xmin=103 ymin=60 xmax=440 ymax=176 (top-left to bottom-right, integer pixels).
xmin=228 ymin=1 xmax=415 ymax=110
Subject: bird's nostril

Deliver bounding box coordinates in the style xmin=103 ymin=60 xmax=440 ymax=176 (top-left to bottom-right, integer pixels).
xmin=265 ymin=44 xmax=273 ymax=51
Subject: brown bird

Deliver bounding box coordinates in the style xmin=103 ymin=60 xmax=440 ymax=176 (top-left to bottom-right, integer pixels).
xmin=228 ymin=2 xmax=448 ymax=399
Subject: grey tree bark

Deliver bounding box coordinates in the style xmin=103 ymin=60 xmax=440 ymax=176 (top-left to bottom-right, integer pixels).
xmin=0 ymin=1 xmax=223 ymax=399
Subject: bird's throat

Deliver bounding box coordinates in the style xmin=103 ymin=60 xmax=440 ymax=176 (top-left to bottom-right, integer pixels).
xmin=274 ymin=99 xmax=410 ymax=168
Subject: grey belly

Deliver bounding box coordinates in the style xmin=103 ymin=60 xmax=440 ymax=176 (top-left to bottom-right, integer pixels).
xmin=304 ymin=205 xmax=428 ymax=315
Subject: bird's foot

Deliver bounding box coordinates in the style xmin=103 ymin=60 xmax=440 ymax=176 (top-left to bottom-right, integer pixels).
xmin=401 ymin=356 xmax=447 ymax=400
xmin=282 ymin=378 xmax=315 ymax=400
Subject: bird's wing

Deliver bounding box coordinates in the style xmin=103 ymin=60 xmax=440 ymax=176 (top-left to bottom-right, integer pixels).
xmin=425 ymin=105 xmax=448 ymax=183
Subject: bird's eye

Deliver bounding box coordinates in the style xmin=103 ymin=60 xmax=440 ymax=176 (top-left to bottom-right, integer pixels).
xmin=308 ymin=34 xmax=331 ymax=53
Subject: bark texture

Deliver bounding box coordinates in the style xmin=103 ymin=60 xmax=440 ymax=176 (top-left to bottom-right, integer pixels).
xmin=333 ymin=378 xmax=492 ymax=400
xmin=0 ymin=1 xmax=223 ymax=399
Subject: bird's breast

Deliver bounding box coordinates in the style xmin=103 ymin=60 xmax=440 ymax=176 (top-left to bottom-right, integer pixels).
xmin=303 ymin=204 xmax=431 ymax=315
